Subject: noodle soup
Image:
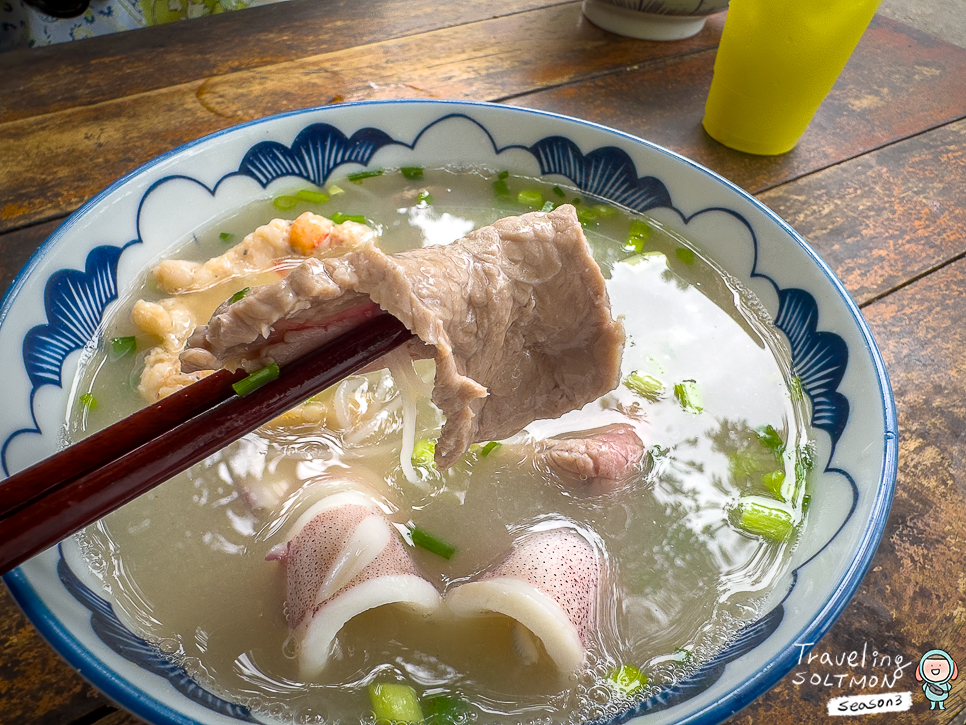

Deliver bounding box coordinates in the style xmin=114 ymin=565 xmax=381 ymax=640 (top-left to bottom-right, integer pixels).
xmin=69 ymin=168 xmax=813 ymax=725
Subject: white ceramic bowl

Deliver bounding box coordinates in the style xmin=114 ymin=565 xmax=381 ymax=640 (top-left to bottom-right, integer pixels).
xmin=581 ymin=0 xmax=729 ymax=41
xmin=0 ymin=100 xmax=897 ymax=725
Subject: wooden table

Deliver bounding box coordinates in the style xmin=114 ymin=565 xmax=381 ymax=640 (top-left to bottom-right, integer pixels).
xmin=1 ymin=2 xmax=965 ymax=723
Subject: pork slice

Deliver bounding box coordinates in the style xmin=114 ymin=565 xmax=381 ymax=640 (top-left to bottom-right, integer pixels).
xmin=182 ymin=204 xmax=625 ymax=468
xmin=536 ymin=423 xmax=645 ymax=491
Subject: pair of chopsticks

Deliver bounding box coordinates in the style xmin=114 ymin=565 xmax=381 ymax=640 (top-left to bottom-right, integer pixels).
xmin=0 ymin=313 xmax=414 ymax=575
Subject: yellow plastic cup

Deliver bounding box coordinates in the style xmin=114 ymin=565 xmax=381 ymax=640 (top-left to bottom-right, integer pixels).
xmin=702 ymin=0 xmax=882 ymax=156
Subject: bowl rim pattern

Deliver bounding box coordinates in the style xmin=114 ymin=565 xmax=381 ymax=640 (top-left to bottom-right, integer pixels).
xmin=0 ymin=99 xmax=898 ymax=725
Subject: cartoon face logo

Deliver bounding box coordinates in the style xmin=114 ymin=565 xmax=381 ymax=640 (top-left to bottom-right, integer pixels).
xmin=916 ymin=649 xmax=958 ymax=711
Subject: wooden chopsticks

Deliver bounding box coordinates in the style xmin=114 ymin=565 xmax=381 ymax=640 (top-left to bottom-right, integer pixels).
xmin=0 ymin=313 xmax=414 ymax=575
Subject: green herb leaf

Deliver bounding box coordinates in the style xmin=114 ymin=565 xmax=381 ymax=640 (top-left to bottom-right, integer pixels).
xmin=552 ymin=185 xmax=566 ymax=198
xmin=110 ymin=335 xmax=137 ymax=360
xmin=218 ymin=231 xmax=235 ymax=243
xmin=799 ymin=443 xmax=815 ymax=471
xmin=575 ymin=206 xmax=598 ymax=226
xmin=422 ymin=694 xmax=470 ymax=725
xmin=497 ymin=170 xmax=509 ymax=180
xmin=607 ymin=665 xmax=648 ymax=695
xmin=624 ymin=219 xmax=652 ymax=253
xmin=348 ymin=169 xmax=384 ymax=183
xmin=80 ymin=392 xmax=98 ymax=410
xmin=480 ymin=441 xmax=502 ymax=457
xmin=330 ymin=212 xmax=368 ymax=224
xmin=272 ymin=195 xmax=298 ymax=210
xmin=416 ymin=190 xmax=434 ymax=205
xmin=295 ymin=188 xmax=329 ymax=204
xmin=410 ymin=525 xmax=457 ymax=560
xmin=761 ymin=470 xmax=786 ymax=500
xmin=412 ymin=439 xmax=436 ymax=468
xmin=674 ymin=380 xmax=703 ymax=413
xmin=232 ymin=363 xmax=280 ymax=397
xmin=493 ymin=178 xmax=511 ymax=197
xmin=400 ymin=167 xmax=424 ymax=180
xmin=368 ymin=683 xmax=423 ymax=724
xmin=734 ymin=499 xmax=795 ymax=541
xmin=755 ymin=424 xmax=785 ymax=454
xmin=624 ymin=372 xmax=664 ymax=401
xmin=675 ymin=247 xmax=696 ymax=265
xmin=517 ymin=189 xmax=543 ymax=208
xmin=228 ymin=287 xmax=250 ymax=304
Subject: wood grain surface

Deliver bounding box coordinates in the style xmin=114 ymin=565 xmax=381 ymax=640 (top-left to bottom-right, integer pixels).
xmin=512 ymin=15 xmax=966 ymax=194
xmin=0 ymin=0 xmax=569 ymax=122
xmin=758 ymin=118 xmax=966 ymax=306
xmin=736 ymin=255 xmax=966 ymax=724
xmin=2 ymin=2 xmax=966 ymax=724
xmin=0 ymin=3 xmax=723 ymax=233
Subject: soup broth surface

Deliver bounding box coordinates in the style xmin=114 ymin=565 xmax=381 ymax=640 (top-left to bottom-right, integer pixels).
xmin=71 ymin=168 xmax=812 ymax=725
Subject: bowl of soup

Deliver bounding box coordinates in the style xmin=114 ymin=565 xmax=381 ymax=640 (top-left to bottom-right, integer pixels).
xmin=0 ymin=100 xmax=897 ymax=725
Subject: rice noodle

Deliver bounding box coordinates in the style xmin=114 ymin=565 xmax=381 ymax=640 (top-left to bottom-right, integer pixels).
xmin=382 ymin=348 xmax=433 ymax=487
xmin=343 ymin=399 xmax=402 ymax=446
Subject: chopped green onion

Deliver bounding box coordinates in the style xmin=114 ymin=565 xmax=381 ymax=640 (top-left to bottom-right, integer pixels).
xmin=422 ymin=694 xmax=470 ymax=725
xmin=410 ymin=525 xmax=457 ymax=560
xmin=517 ymin=189 xmax=543 ymax=208
xmin=628 ymin=219 xmax=650 ymax=236
xmin=552 ymin=185 xmax=566 ymax=198
xmin=330 ymin=212 xmax=368 ymax=224
xmin=480 ymin=441 xmax=502 ymax=457
xmin=369 ymin=683 xmax=423 ymax=724
xmin=755 ymin=424 xmax=784 ymax=453
xmin=412 ymin=439 xmax=436 ymax=467
xmin=734 ymin=499 xmax=795 ymax=541
xmin=400 ymin=167 xmax=424 ymax=180
xmin=802 ymin=494 xmax=812 ymax=512
xmin=218 ymin=231 xmax=235 ymax=243
xmin=674 ymin=380 xmax=703 ymax=413
xmin=624 ymin=372 xmax=664 ymax=401
xmin=348 ymin=169 xmax=384 ymax=183
xmin=110 ymin=335 xmax=137 ymax=360
xmin=326 ymin=183 xmax=345 ymax=196
xmin=232 ymin=363 xmax=280 ymax=397
xmin=493 ymin=178 xmax=511 ymax=197
xmin=228 ymin=287 xmax=250 ymax=304
xmin=673 ymin=646 xmax=694 ymax=662
xmin=624 ymin=219 xmax=652 ymax=253
xmin=272 ymin=195 xmax=298 ymax=210
xmin=295 ymin=188 xmax=329 ymax=204
xmin=675 ymin=247 xmax=696 ymax=265
xmin=79 ymin=392 xmax=98 ymax=410
xmin=761 ymin=470 xmax=786 ymax=500
xmin=540 ymin=201 xmax=556 ymax=212
xmin=416 ymin=190 xmax=434 ymax=205
xmin=799 ymin=443 xmax=815 ymax=471
xmin=607 ymin=665 xmax=648 ymax=695
xmin=790 ymin=375 xmax=805 ymax=402
xmin=497 ymin=170 xmax=509 ymax=180
xmin=575 ymin=206 xmax=598 ymax=225
xmin=571 ymin=197 xmax=582 ymax=205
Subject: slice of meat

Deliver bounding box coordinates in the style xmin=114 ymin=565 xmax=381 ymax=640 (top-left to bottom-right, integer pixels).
xmin=182 ymin=204 xmax=625 ymax=468
xmin=535 ymin=423 xmax=645 ymax=491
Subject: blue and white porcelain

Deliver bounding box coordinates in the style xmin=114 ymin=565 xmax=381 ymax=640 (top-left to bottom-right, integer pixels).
xmin=581 ymin=0 xmax=729 ymax=42
xmin=0 ymin=100 xmax=897 ymax=725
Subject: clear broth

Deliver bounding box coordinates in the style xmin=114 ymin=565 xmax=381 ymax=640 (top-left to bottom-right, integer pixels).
xmin=70 ymin=168 xmax=811 ymax=725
